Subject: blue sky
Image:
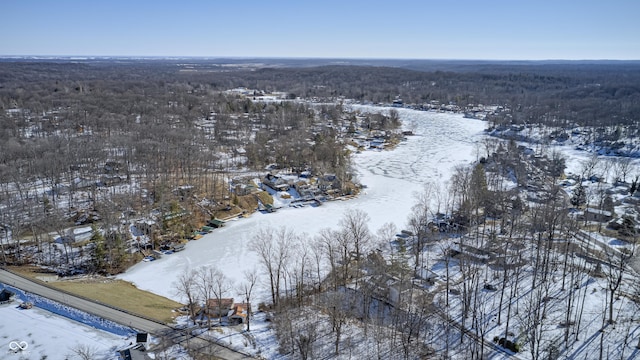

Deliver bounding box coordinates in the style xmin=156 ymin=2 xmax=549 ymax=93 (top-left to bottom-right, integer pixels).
xmin=2 ymin=0 xmax=638 ymax=60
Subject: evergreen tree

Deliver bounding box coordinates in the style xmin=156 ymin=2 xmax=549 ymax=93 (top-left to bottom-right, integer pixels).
xmin=630 ymin=175 xmax=639 ymax=195
xmin=571 ymin=182 xmax=587 ymax=208
xmin=619 ymin=216 xmax=637 ymax=238
xmin=90 ymin=225 xmax=106 ymax=273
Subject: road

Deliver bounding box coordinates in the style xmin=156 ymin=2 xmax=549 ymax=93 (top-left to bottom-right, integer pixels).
xmin=0 ymin=268 xmax=254 ymax=360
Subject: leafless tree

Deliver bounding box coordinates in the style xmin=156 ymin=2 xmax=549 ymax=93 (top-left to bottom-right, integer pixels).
xmin=605 ymin=246 xmax=633 ymax=325
xmin=69 ymin=343 xmax=98 ymax=360
xmin=196 ymin=265 xmax=231 ymax=327
xmin=339 ymin=208 xmax=372 ymax=262
xmin=324 ymin=290 xmax=350 ymax=355
xmin=173 ymin=267 xmax=199 ymax=325
xmin=407 ymin=183 xmax=435 ymax=276
xmin=249 ymin=226 xmax=294 ymax=308
xmin=376 ymin=222 xmax=397 ymax=253
xmin=240 ymin=268 xmax=258 ymax=331
xmin=580 ymin=153 xmax=601 ymax=180
xmin=316 ymin=228 xmax=340 ymax=290
xmin=611 ymin=156 xmax=634 ymax=184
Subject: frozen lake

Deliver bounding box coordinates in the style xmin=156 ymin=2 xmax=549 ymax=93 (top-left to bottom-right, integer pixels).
xmin=118 ymin=108 xmax=487 ymax=301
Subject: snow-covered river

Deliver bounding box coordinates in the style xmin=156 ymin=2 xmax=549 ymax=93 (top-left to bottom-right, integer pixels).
xmin=118 ymin=108 xmax=487 ymax=301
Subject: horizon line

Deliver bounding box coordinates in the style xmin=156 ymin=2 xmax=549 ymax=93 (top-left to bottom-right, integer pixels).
xmin=1 ymin=55 xmax=639 ymax=62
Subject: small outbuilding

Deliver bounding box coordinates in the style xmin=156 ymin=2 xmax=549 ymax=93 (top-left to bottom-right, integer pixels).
xmin=583 ymin=208 xmax=613 ymax=223
xmin=208 ymin=219 xmax=226 ymax=228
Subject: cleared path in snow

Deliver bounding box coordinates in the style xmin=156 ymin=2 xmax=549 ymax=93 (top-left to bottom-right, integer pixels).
xmin=0 ymin=268 xmax=254 ymax=360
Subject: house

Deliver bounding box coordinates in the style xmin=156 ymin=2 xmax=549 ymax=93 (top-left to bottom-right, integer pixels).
xmin=134 ymin=220 xmax=159 ymax=237
xmin=99 ymin=175 xmax=123 ymax=187
xmin=262 ymin=174 xmax=290 ymax=191
xmin=205 ymin=298 xmax=234 ymax=318
xmin=229 ymin=303 xmax=249 ymax=325
xmin=103 ymin=161 xmax=122 ymax=174
xmin=583 ymin=208 xmax=613 ymax=223
xmin=54 ymin=226 xmax=92 ymax=244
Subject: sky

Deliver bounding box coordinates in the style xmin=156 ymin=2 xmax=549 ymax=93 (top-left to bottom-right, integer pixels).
xmin=1 ymin=0 xmax=639 ymax=60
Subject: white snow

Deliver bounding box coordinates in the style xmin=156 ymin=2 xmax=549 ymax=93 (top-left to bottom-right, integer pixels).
xmin=0 ymin=286 xmax=134 ymax=360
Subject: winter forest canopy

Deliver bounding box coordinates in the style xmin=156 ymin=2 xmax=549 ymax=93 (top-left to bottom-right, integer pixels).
xmin=1 ymin=58 xmax=640 ymax=359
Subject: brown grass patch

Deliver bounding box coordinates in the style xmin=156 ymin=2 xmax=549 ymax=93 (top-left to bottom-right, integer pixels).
xmin=50 ymin=278 xmax=183 ymax=323
xmin=255 ymin=190 xmax=274 ymax=205
xmin=7 ymin=267 xmax=182 ymax=323
xmin=236 ymin=194 xmax=258 ymax=212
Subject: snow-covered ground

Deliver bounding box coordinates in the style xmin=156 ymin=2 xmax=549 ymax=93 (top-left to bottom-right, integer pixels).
xmin=117 ymin=109 xmax=486 ymax=301
xmin=0 ymin=285 xmax=134 ymax=360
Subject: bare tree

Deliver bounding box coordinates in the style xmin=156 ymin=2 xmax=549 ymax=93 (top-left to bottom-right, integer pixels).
xmin=240 ymin=268 xmax=258 ymax=331
xmin=69 ymin=343 xmax=98 ymax=360
xmin=324 ymin=291 xmax=350 ymax=355
xmin=339 ymin=208 xmax=372 ymax=261
xmin=317 ymin=227 xmax=341 ymax=290
xmin=309 ymin=234 xmax=327 ymax=293
xmin=249 ymin=226 xmax=294 ymax=308
xmin=605 ymin=246 xmax=633 ymax=325
xmin=196 ymin=265 xmax=231 ymax=327
xmin=173 ymin=267 xmax=199 ymax=325
xmin=580 ymin=153 xmax=601 ymax=180
xmin=376 ymin=221 xmax=397 ymax=253
xmin=611 ymin=157 xmax=634 ymax=184
xmin=210 ymin=267 xmax=233 ymax=325
xmin=407 ymin=183 xmax=435 ymax=276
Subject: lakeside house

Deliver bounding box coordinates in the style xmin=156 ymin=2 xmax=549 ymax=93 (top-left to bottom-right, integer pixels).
xmin=204 ymin=298 xmax=235 ymax=318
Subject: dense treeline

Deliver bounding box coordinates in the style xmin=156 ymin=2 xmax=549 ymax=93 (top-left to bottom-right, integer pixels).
xmin=2 ymin=60 xmax=639 ymax=129
xmin=209 ymin=62 xmax=640 ymax=127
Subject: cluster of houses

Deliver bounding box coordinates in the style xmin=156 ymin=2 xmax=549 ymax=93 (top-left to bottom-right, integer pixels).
xmin=351 ymin=129 xmax=393 ymax=150
xmin=260 ymin=172 xmax=341 ymax=199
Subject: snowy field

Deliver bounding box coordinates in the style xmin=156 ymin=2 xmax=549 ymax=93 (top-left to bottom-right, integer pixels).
xmin=0 ymin=286 xmax=133 ymax=360
xmin=118 ymin=108 xmax=487 ymax=301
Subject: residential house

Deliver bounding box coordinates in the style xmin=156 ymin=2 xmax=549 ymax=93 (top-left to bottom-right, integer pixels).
xmin=262 ymin=174 xmax=290 ymax=191
xmin=205 ymin=298 xmax=234 ymax=318
xmin=229 ymin=303 xmax=249 ymax=325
